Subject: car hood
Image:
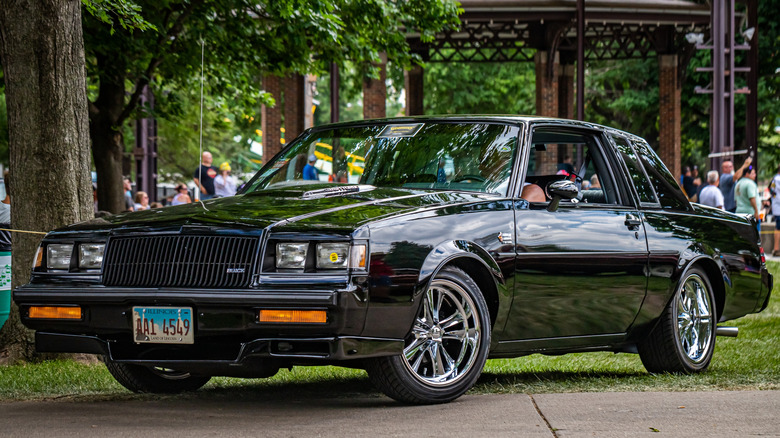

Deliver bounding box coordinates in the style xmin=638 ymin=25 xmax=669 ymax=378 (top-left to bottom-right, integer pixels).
xmin=59 ymin=185 xmax=499 ymax=235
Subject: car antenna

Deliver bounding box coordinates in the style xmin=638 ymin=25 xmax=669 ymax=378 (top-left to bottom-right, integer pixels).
xmin=198 ymin=37 xmax=209 ymax=211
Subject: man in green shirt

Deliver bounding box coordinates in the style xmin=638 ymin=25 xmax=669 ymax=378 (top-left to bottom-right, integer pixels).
xmin=735 ymin=165 xmax=759 ymax=220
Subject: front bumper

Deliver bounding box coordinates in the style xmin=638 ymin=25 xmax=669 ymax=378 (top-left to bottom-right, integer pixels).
xmin=35 ymin=331 xmax=403 ymax=369
xmin=14 ymin=282 xmax=404 ymax=366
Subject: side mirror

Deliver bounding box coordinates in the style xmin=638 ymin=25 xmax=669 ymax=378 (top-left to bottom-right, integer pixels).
xmin=547 ymin=180 xmax=579 ymax=212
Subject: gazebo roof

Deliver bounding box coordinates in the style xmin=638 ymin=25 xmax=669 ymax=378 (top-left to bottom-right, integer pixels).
xmin=409 ymin=0 xmax=710 ymax=62
xmin=459 ymin=0 xmax=709 ymax=23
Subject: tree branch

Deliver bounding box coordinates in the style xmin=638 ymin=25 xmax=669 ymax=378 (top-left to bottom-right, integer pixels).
xmin=117 ymin=0 xmax=205 ymax=124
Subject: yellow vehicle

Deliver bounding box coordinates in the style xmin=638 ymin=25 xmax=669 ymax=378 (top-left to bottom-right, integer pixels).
xmin=313 ymin=141 xmax=365 ymax=182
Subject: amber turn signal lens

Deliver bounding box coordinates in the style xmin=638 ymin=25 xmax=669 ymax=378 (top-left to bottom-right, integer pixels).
xmin=33 ymin=247 xmax=43 ymax=269
xmin=28 ymin=306 xmax=82 ymax=320
xmin=258 ymin=309 xmax=327 ymax=324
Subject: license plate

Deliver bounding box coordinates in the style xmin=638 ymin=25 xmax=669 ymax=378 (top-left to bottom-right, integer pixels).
xmin=132 ymin=306 xmax=194 ymax=344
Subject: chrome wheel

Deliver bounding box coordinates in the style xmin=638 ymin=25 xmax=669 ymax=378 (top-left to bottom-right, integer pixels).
xmin=638 ymin=267 xmax=717 ymax=374
xmin=366 ymin=266 xmax=490 ymax=404
xmin=674 ymin=274 xmax=713 ymax=364
xmin=402 ymin=278 xmax=481 ymax=386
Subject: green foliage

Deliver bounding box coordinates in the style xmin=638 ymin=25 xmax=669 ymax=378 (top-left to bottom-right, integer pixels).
xmin=81 ymin=0 xmax=156 ymax=33
xmin=83 ymin=0 xmax=462 ymax=182
xmin=754 ymin=0 xmax=780 ymax=179
xmin=585 ymin=58 xmax=659 ymax=144
xmin=155 ymin=81 xmax=262 ymax=181
xmin=422 ymin=62 xmax=535 ymax=115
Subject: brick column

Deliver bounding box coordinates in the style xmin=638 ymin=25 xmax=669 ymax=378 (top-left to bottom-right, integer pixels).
xmin=304 ymin=74 xmax=316 ymax=129
xmin=284 ymin=74 xmax=305 ymax=141
xmin=261 ymin=75 xmax=283 ymax=161
xmin=405 ymin=65 xmax=424 ymax=116
xmin=658 ymin=54 xmax=681 ymax=179
xmin=535 ymin=51 xmax=559 ymax=117
xmin=363 ymin=53 xmax=387 ymax=119
xmin=558 ymin=64 xmax=575 ymax=120
xmin=535 ymin=51 xmax=559 ymax=174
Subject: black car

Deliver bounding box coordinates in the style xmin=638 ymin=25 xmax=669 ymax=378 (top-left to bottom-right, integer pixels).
xmin=15 ymin=116 xmax=772 ymax=404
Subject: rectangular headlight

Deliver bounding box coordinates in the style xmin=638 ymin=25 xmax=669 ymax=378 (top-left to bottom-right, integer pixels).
xmin=78 ymin=243 xmax=105 ymax=269
xmin=47 ymin=244 xmax=73 ymax=270
xmin=316 ymin=243 xmax=349 ymax=269
xmin=276 ymin=243 xmax=308 ymax=269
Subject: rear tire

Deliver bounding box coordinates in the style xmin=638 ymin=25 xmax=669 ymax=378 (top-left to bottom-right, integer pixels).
xmin=638 ymin=267 xmax=716 ymax=373
xmin=366 ymin=266 xmax=491 ymax=404
xmin=105 ymin=360 xmax=211 ymax=393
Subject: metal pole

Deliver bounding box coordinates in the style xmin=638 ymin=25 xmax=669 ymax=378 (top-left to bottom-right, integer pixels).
xmin=710 ymin=0 xmax=725 ymax=172
xmin=746 ymin=0 xmax=758 ymax=171
xmin=330 ymin=62 xmax=340 ymax=123
xmin=576 ymin=0 xmax=585 ymax=120
xmin=727 ymin=0 xmax=735 ymax=164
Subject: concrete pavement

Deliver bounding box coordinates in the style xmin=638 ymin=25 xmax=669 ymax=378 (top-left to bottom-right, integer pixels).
xmin=1 ymin=390 xmax=778 ymax=437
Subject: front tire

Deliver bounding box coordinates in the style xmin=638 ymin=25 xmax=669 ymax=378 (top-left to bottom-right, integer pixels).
xmin=105 ymin=360 xmax=211 ymax=393
xmin=366 ymin=266 xmax=491 ymax=404
xmin=638 ymin=267 xmax=716 ymax=373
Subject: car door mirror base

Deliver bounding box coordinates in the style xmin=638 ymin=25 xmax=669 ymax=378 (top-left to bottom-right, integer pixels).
xmin=546 ymin=180 xmax=579 ymax=212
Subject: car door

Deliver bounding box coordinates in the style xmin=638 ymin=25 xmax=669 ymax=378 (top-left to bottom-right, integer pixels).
xmin=502 ymin=125 xmax=649 ymax=342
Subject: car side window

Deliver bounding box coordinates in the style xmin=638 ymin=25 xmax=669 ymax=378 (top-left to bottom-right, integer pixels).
xmin=629 ymin=139 xmax=691 ymax=211
xmin=523 ymin=128 xmax=622 ymax=206
xmin=611 ymin=134 xmax=658 ymax=205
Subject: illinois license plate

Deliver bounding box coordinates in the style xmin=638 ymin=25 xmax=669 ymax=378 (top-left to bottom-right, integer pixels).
xmin=132 ymin=306 xmax=194 ymax=344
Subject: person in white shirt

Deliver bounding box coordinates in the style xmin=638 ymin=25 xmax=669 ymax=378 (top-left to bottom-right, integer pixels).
xmin=214 ymin=162 xmax=237 ymax=198
xmin=133 ymin=191 xmax=150 ymax=211
xmin=698 ymin=170 xmax=724 ymax=210
xmin=171 ymin=184 xmax=192 ymax=206
xmin=770 ymin=165 xmax=780 ymax=256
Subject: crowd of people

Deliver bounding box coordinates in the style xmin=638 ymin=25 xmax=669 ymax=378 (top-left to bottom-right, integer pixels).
xmin=685 ymin=156 xmax=780 ymax=255
xmin=112 ymin=150 xmax=239 ymax=214
xmin=686 ymin=157 xmax=757 ymax=214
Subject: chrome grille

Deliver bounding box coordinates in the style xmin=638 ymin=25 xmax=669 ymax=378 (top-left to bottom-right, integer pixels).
xmin=103 ymin=235 xmax=259 ymax=288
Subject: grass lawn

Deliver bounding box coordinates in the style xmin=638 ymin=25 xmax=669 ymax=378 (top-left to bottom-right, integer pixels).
xmin=1 ymin=262 xmax=777 ymax=402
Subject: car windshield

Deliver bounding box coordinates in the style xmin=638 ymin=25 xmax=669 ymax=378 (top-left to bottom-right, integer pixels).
xmin=242 ymin=122 xmax=520 ymax=196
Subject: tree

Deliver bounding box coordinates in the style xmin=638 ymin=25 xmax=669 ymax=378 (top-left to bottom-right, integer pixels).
xmin=0 ymin=0 xmax=94 ymax=361
xmin=85 ymin=0 xmax=462 ymax=213
xmin=421 ymin=62 xmax=535 ymax=115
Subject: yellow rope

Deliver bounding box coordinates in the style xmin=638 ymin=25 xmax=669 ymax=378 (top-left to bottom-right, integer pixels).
xmin=0 ymin=228 xmax=47 ymax=235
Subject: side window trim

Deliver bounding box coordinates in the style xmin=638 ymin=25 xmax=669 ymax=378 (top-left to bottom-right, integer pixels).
xmin=630 ymin=137 xmax=691 ymax=211
xmin=610 ymin=132 xmax=661 ymax=208
xmin=587 ymin=134 xmax=629 ymax=207
xmin=629 ymin=141 xmax=662 ymax=208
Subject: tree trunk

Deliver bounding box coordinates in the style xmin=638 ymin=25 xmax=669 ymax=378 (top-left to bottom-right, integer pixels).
xmin=0 ymin=0 xmax=93 ymax=362
xmin=90 ymin=68 xmax=128 ymax=214
xmin=92 ymin=128 xmax=126 ymax=214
